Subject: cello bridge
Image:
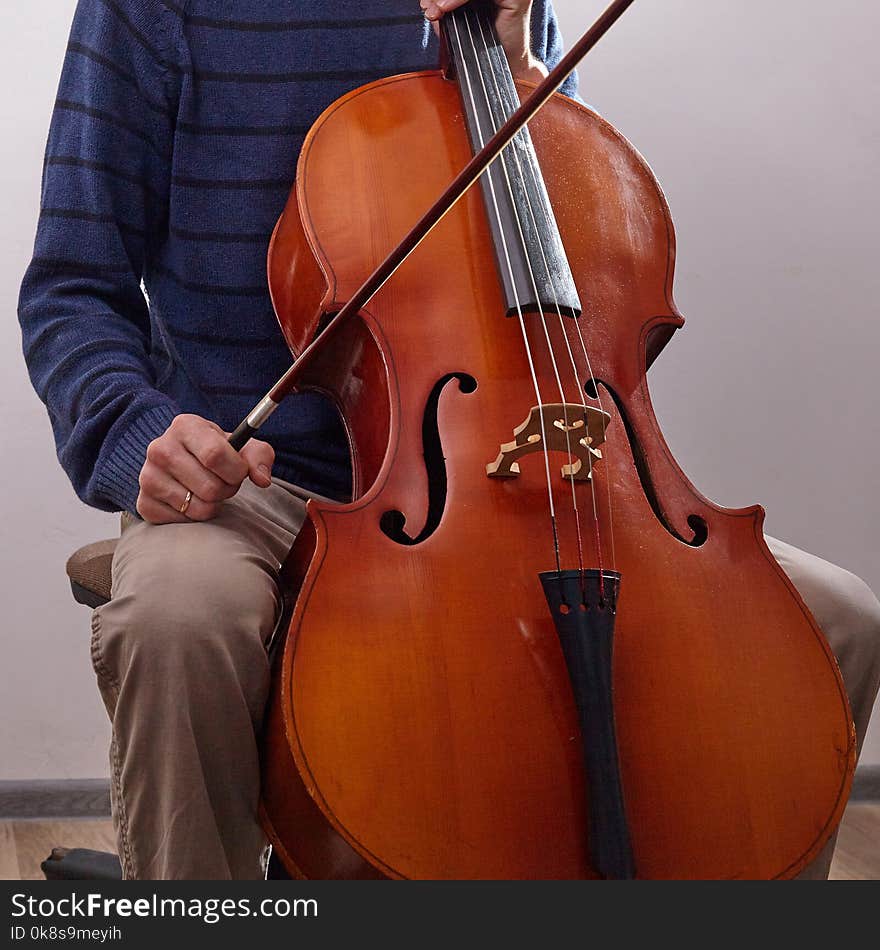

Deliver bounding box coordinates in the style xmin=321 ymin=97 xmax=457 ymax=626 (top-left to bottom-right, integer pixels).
xmin=486 ymin=403 xmax=611 ymax=482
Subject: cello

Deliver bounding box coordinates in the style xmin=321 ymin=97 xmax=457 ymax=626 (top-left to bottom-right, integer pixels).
xmin=228 ymin=0 xmax=855 ymax=879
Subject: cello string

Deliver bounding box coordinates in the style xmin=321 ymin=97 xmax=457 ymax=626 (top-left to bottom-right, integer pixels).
xmin=462 ymin=9 xmax=587 ymax=581
xmin=459 ymin=8 xmax=587 ymax=578
xmin=569 ymin=292 xmax=618 ymax=572
xmin=473 ymin=9 xmax=618 ymax=575
xmin=469 ymin=8 xmax=603 ymax=585
xmin=561 ymin=258 xmax=618 ymax=571
xmin=450 ymin=13 xmax=562 ymax=571
xmin=485 ymin=26 xmax=618 ymax=579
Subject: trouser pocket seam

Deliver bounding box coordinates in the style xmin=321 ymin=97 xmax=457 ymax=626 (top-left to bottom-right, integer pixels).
xmin=90 ymin=608 xmax=120 ymax=692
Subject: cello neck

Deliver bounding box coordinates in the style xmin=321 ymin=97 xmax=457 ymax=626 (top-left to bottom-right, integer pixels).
xmin=442 ymin=1 xmax=581 ymax=318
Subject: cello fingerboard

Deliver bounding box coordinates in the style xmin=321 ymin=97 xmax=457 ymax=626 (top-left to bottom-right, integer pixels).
xmin=442 ymin=1 xmax=582 ymax=319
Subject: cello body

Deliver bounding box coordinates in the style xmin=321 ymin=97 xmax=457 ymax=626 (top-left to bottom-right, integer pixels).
xmin=257 ymin=64 xmax=855 ymax=879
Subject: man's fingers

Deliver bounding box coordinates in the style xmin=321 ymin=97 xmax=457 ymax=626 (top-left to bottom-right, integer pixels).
xmin=176 ymin=417 xmax=249 ymax=485
xmin=144 ymin=424 xmax=238 ymax=500
xmin=138 ymin=495 xmax=218 ymax=525
xmin=138 ymin=463 xmax=221 ymax=523
xmin=241 ymin=439 xmax=275 ymax=488
xmin=161 ymin=446 xmax=238 ymax=503
xmin=136 ymin=493 xmax=189 ymax=525
xmin=139 ymin=414 xmax=273 ymax=524
xmin=421 ymin=1 xmax=462 ymax=21
xmin=422 ymin=1 xmax=520 ymax=19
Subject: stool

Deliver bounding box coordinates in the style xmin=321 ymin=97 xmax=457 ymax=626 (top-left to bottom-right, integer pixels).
xmin=44 ymin=535 xmax=288 ymax=880
xmin=66 ymin=537 xmax=116 ymax=609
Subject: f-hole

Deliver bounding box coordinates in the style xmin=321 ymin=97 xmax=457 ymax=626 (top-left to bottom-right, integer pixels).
xmin=584 ymin=377 xmax=708 ymax=548
xmin=380 ymin=373 xmax=478 ymax=546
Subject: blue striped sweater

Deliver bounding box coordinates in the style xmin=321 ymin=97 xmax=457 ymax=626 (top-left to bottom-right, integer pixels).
xmin=18 ymin=0 xmax=578 ymax=513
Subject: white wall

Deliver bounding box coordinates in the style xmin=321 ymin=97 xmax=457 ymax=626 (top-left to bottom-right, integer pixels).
xmin=0 ymin=0 xmax=877 ymax=783
xmin=1 ymin=2 xmax=120 ymax=780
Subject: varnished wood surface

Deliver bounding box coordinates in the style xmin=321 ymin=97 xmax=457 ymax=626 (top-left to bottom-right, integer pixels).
xmin=0 ymin=806 xmax=877 ymax=880
xmin=263 ymin=73 xmax=853 ymax=880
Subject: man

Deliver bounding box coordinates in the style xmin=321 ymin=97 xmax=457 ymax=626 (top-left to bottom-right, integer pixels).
xmin=18 ymin=0 xmax=880 ymax=879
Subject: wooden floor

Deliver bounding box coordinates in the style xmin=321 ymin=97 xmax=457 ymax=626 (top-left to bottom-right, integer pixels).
xmin=826 ymin=802 xmax=880 ymax=880
xmin=1 ymin=802 xmax=878 ymax=879
xmin=1 ymin=818 xmax=117 ymax=881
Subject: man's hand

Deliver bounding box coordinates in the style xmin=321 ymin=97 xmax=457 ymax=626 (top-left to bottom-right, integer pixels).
xmin=137 ymin=414 xmax=275 ymax=524
xmin=420 ymin=1 xmax=549 ymax=83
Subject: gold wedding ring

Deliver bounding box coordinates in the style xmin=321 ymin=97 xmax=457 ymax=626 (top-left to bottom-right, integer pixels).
xmin=178 ymin=489 xmax=193 ymax=515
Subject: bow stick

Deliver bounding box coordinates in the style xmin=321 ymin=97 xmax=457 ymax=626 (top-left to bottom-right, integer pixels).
xmin=229 ymin=0 xmax=636 ymax=450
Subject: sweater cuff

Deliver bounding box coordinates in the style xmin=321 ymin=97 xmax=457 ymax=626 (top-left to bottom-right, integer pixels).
xmin=95 ymin=404 xmax=178 ymax=514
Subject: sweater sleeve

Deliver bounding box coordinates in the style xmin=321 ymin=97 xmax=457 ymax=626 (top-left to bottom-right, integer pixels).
xmin=17 ymin=0 xmax=184 ymax=514
xmin=531 ymin=0 xmax=582 ymax=102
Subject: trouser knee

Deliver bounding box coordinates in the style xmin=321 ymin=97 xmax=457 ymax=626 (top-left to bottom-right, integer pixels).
xmin=90 ymin=545 xmax=280 ymax=726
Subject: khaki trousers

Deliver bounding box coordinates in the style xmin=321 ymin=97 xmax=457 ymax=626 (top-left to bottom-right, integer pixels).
xmin=90 ymin=479 xmax=880 ymax=880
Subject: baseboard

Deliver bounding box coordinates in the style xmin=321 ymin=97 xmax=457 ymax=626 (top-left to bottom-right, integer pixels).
xmin=0 ymin=779 xmax=110 ymax=819
xmin=2 ymin=767 xmax=878 ymax=820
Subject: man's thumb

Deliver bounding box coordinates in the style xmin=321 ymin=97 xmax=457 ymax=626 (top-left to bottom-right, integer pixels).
xmin=243 ymin=441 xmax=274 ymax=488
